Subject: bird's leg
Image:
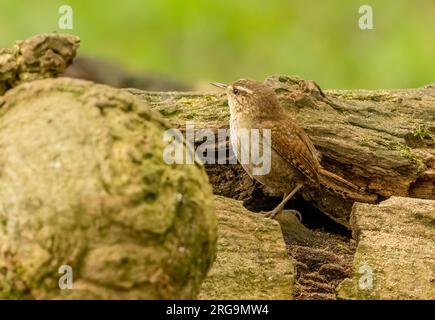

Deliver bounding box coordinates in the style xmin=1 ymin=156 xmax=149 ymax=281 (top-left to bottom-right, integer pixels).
xmin=263 ymin=183 xmax=303 ymax=219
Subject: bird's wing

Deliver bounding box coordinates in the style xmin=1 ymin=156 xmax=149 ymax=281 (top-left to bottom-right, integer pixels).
xmin=296 ymin=125 xmax=321 ymax=162
xmin=271 ymin=123 xmax=320 ymax=185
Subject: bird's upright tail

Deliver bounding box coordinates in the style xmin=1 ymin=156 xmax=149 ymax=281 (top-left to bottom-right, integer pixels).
xmin=318 ymin=167 xmax=377 ymax=203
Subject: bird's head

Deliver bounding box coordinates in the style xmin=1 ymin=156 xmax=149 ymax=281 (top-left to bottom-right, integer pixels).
xmin=210 ymin=79 xmax=280 ymax=117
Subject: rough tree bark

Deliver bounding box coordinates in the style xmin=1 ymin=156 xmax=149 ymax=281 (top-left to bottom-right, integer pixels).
xmin=127 ymin=77 xmax=434 ymax=226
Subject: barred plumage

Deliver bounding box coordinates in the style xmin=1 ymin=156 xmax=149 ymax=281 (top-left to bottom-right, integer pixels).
xmin=212 ymin=78 xmax=375 ymax=219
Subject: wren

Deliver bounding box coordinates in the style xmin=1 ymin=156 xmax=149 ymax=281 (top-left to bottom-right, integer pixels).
xmin=211 ymin=79 xmax=373 ymax=219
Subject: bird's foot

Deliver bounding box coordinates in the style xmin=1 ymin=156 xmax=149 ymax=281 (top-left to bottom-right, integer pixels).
xmin=261 ymin=209 xmax=280 ymax=219
xmin=261 ymin=209 xmax=302 ymax=221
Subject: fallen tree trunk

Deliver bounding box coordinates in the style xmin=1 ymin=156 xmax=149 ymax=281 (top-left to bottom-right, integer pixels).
xmin=127 ymin=77 xmax=434 ymax=226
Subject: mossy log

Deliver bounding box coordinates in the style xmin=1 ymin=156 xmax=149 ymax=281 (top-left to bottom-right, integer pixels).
xmin=127 ymin=77 xmax=434 ymax=226
xmin=0 ymin=77 xmax=217 ymax=299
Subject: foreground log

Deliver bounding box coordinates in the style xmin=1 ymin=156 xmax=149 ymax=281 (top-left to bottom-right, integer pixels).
xmin=0 ymin=78 xmax=217 ymax=299
xmin=127 ymin=76 xmax=434 ymax=226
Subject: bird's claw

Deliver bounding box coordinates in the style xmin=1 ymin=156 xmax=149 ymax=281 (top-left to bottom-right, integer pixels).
xmin=260 ymin=210 xmax=280 ymax=219
xmin=261 ymin=209 xmax=302 ymax=222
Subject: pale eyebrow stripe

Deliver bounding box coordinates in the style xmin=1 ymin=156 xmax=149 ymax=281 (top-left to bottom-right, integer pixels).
xmin=235 ymin=86 xmax=253 ymax=94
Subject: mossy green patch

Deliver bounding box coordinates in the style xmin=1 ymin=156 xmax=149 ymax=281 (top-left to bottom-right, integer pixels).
xmin=412 ymin=124 xmax=433 ymax=140
xmin=393 ymin=142 xmax=425 ymax=174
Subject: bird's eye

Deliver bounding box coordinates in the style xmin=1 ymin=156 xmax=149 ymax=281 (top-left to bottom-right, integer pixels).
xmin=232 ymin=88 xmax=239 ymax=95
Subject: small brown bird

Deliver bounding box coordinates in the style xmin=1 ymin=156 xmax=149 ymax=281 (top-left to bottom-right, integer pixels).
xmin=211 ymin=79 xmax=371 ymax=219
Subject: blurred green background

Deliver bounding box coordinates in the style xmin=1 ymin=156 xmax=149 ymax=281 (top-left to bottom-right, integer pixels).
xmin=0 ymin=0 xmax=434 ymax=88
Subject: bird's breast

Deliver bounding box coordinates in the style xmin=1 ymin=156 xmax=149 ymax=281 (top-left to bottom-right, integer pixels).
xmin=229 ymin=115 xmax=302 ymax=194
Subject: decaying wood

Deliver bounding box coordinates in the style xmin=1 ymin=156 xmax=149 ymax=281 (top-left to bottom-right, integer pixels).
xmin=127 ymin=76 xmax=434 ymax=226
xmin=0 ymin=33 xmax=79 ymax=95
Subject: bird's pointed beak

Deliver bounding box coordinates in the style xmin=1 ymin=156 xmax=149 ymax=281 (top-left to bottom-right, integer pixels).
xmin=210 ymin=82 xmax=228 ymax=90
